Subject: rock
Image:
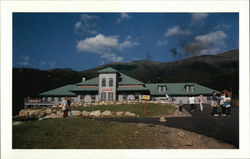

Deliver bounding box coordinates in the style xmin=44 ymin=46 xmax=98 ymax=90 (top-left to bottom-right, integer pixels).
xmin=124 ymin=111 xmax=136 ymax=117
xmin=45 ymin=108 xmax=52 ymax=115
xmin=116 ymin=111 xmax=124 ymax=116
xmin=43 ymin=113 xmax=62 ymax=119
xmin=159 ymin=117 xmax=166 ymax=122
xmin=18 ymin=109 xmax=27 ymax=117
xmin=185 ymin=140 xmax=193 ymax=146
xmin=177 ymin=131 xmax=185 ymax=137
xmin=13 ymin=121 xmax=23 ymax=126
xmin=101 ymin=110 xmax=112 ymax=117
xmin=89 ymin=110 xmax=101 ymax=117
xmin=56 ymin=111 xmax=63 ymax=117
xmin=52 ymin=109 xmax=57 ymax=113
xmin=82 ymin=110 xmax=90 ymax=117
xmin=37 ymin=112 xmax=46 ymax=118
xmin=72 ymin=110 xmax=82 ymax=117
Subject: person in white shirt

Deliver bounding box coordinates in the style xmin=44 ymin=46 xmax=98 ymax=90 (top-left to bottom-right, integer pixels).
xmin=188 ymin=96 xmax=195 ymax=112
xmin=223 ymin=94 xmax=231 ymax=116
xmin=199 ymin=94 xmax=205 ymax=111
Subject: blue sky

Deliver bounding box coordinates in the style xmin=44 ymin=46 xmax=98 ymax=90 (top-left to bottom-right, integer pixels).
xmin=13 ymin=13 xmax=239 ymax=71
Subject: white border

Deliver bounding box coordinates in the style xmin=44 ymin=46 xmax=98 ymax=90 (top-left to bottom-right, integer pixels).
xmin=1 ymin=0 xmax=249 ymax=159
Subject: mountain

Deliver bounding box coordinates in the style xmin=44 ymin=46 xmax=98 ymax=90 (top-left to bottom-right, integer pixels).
xmin=12 ymin=49 xmax=239 ymax=115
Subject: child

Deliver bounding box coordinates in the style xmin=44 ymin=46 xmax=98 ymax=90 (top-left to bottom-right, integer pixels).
xmin=179 ymin=100 xmax=184 ymax=112
xmin=224 ymin=94 xmax=231 ymax=116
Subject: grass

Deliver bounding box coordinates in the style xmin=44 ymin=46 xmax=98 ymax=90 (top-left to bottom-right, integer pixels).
xmin=13 ymin=118 xmax=165 ymax=149
xmin=71 ymin=103 xmax=177 ymax=117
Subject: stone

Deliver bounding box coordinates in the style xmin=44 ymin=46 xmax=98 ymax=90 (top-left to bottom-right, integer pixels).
xmin=13 ymin=121 xmax=23 ymax=126
xmin=185 ymin=140 xmax=193 ymax=146
xmin=56 ymin=111 xmax=64 ymax=117
xmin=72 ymin=110 xmax=82 ymax=117
xmin=89 ymin=110 xmax=101 ymax=117
xmin=52 ymin=109 xmax=57 ymax=113
xmin=101 ymin=110 xmax=112 ymax=117
xmin=115 ymin=111 xmax=124 ymax=116
xmin=82 ymin=110 xmax=90 ymax=117
xmin=124 ymin=111 xmax=136 ymax=117
xmin=159 ymin=117 xmax=167 ymax=122
xmin=45 ymin=108 xmax=52 ymax=115
xmin=18 ymin=109 xmax=27 ymax=117
xmin=43 ymin=113 xmax=62 ymax=119
xmin=177 ymin=131 xmax=185 ymax=137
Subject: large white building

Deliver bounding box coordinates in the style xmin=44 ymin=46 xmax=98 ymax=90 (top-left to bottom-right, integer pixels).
xmin=40 ymin=67 xmax=219 ymax=104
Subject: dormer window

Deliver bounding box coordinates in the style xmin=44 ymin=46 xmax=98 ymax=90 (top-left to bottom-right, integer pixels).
xmin=185 ymin=85 xmax=194 ymax=92
xmin=158 ymin=85 xmax=167 ymax=92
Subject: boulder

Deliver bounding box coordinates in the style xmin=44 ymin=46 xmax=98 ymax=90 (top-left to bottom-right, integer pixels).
xmin=177 ymin=131 xmax=185 ymax=137
xmin=159 ymin=117 xmax=167 ymax=122
xmin=56 ymin=111 xmax=64 ymax=117
xmin=13 ymin=121 xmax=23 ymax=126
xmin=45 ymin=108 xmax=52 ymax=115
xmin=43 ymin=113 xmax=62 ymax=119
xmin=124 ymin=112 xmax=136 ymax=117
xmin=89 ymin=110 xmax=101 ymax=117
xmin=72 ymin=110 xmax=82 ymax=117
xmin=101 ymin=110 xmax=112 ymax=117
xmin=82 ymin=110 xmax=90 ymax=117
xmin=18 ymin=109 xmax=27 ymax=117
xmin=115 ymin=111 xmax=124 ymax=116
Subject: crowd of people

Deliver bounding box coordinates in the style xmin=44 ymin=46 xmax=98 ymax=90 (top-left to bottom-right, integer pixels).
xmin=178 ymin=90 xmax=232 ymax=116
xmin=61 ymin=97 xmax=72 ymax=118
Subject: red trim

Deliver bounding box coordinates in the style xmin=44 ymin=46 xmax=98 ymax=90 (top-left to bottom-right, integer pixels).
xmin=119 ymin=85 xmax=143 ymax=87
xmin=79 ymin=86 xmax=97 ymax=87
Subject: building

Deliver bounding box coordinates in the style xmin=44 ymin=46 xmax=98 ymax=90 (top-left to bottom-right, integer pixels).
xmin=39 ymin=67 xmax=219 ymax=104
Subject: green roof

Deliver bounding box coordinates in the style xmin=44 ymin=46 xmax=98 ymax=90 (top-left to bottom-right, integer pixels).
xmin=117 ymin=86 xmax=149 ymax=91
xmin=118 ymin=73 xmax=144 ymax=85
xmin=97 ymin=67 xmax=118 ymax=73
xmin=76 ymin=77 xmax=99 ymax=86
xmin=70 ymin=87 xmax=98 ymax=92
xmin=145 ymin=83 xmax=220 ymax=96
xmin=39 ymin=84 xmax=77 ymax=97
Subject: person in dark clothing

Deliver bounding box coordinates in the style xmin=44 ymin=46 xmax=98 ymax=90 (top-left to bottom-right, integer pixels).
xmin=211 ymin=92 xmax=219 ymax=116
xmin=178 ymin=100 xmax=184 ymax=112
xmin=67 ymin=97 xmax=72 ymax=117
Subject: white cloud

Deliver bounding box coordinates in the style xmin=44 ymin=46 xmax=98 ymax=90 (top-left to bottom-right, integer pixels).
xmin=116 ymin=13 xmax=131 ymax=23
xmin=191 ymin=13 xmax=209 ymax=25
xmin=74 ymin=14 xmax=99 ymax=35
xmin=76 ymin=34 xmax=139 ymax=63
xmin=184 ymin=30 xmax=227 ymax=55
xmin=40 ymin=60 xmax=56 ymax=67
xmin=17 ymin=55 xmax=30 ymax=66
xmin=156 ymin=40 xmax=168 ymax=47
xmin=165 ymin=25 xmax=191 ymax=37
xmin=100 ymin=53 xmax=124 ymax=62
xmin=215 ymin=24 xmax=232 ymax=30
xmin=76 ymin=33 xmax=139 ymax=54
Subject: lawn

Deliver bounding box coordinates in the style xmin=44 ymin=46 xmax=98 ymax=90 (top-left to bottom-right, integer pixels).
xmin=13 ymin=118 xmax=166 ymax=149
xmin=71 ymin=103 xmax=177 ymax=117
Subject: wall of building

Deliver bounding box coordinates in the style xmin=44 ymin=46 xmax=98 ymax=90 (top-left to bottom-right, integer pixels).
xmin=98 ymin=73 xmax=117 ymax=101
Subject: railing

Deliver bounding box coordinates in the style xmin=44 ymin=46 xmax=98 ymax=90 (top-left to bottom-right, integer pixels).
xmin=24 ymin=98 xmax=54 ymax=108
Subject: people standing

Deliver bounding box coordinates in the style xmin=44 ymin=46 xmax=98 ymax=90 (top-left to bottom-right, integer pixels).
xmin=188 ymin=96 xmax=195 ymax=112
xmin=178 ymin=100 xmax=184 ymax=112
xmin=199 ymin=94 xmax=205 ymax=111
xmin=61 ymin=97 xmax=68 ymax=118
xmin=224 ymin=94 xmax=231 ymax=116
xmin=219 ymin=92 xmax=226 ymax=116
xmin=67 ymin=97 xmax=72 ymax=117
xmin=211 ymin=92 xmax=219 ymax=116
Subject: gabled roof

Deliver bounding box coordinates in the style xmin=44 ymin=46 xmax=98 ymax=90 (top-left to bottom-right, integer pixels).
xmin=118 ymin=73 xmax=144 ymax=85
xmin=70 ymin=87 xmax=98 ymax=92
xmin=39 ymin=84 xmax=77 ymax=97
xmin=117 ymin=86 xmax=149 ymax=91
xmin=97 ymin=67 xmax=118 ymax=73
xmin=145 ymin=83 xmax=220 ymax=96
xmin=76 ymin=77 xmax=99 ymax=86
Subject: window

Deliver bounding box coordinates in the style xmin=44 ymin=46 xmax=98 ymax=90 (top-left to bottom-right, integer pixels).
xmin=51 ymin=97 xmax=55 ymax=101
xmin=109 ymin=78 xmax=113 ymax=87
xmin=101 ymin=92 xmax=106 ymax=101
xmin=91 ymin=95 xmax=96 ymax=102
xmin=102 ymin=78 xmax=106 ymax=87
xmin=158 ymin=85 xmax=166 ymax=92
xmin=135 ymin=93 xmax=140 ymax=100
xmin=123 ymin=94 xmax=128 ymax=101
xmin=185 ymin=85 xmax=194 ymax=92
xmin=108 ymin=92 xmax=113 ymax=101
xmin=80 ymin=95 xmax=85 ymax=100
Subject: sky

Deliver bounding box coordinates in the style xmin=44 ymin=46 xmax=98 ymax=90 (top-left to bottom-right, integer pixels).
xmin=13 ymin=13 xmax=239 ymax=71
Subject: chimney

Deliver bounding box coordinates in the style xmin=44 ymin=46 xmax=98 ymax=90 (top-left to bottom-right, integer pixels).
xmin=82 ymin=77 xmax=86 ymax=82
